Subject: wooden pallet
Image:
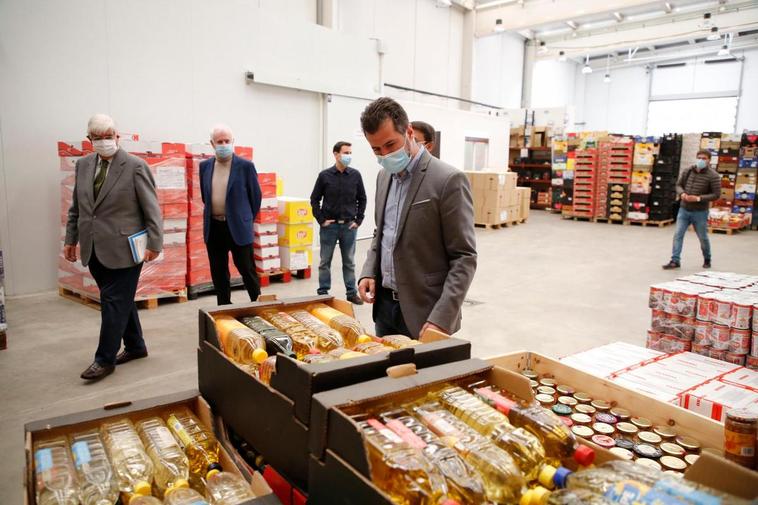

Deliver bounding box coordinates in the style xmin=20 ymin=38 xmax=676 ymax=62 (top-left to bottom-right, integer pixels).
xmin=594 ymin=217 xmax=626 ymax=225
xmin=475 ymin=219 xmax=526 ymax=230
xmin=59 ymin=286 xmax=188 ymax=311
xmin=563 ymin=215 xmax=593 ymax=222
xmin=627 ymin=219 xmax=674 ymax=228
xmin=258 ymin=267 xmax=312 ymax=287
xmin=708 ymin=226 xmax=746 ymax=235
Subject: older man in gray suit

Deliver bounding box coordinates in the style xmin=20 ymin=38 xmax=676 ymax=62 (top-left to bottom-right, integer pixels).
xmin=357 ymin=98 xmax=477 ymax=338
xmin=63 ymin=114 xmax=163 ymax=381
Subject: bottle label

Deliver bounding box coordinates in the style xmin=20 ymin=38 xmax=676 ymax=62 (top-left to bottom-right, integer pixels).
xmin=385 ymin=419 xmax=427 ymax=449
xmin=474 ymin=387 xmax=515 ymax=415
xmin=34 ymin=448 xmax=53 ymax=472
xmin=417 ymin=411 xmax=458 ymax=438
xmin=156 ymin=426 xmax=178 ymax=449
xmin=71 ymin=441 xmax=92 ymax=467
xmin=167 ymin=415 xmax=192 ymax=449
xmin=605 ymin=481 xmax=685 ymax=505
xmin=366 ymin=419 xmax=403 ymax=445
xmin=653 ymin=479 xmax=721 ymax=505
xmin=724 ymin=430 xmax=757 ymax=457
xmin=189 ymin=501 xmax=209 ymax=505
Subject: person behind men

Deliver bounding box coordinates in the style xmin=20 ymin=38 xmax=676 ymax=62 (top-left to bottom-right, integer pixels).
xmin=357 ymin=97 xmax=477 ymax=338
xmin=662 ymin=150 xmax=721 ymax=270
xmin=200 ymin=124 xmax=262 ymax=304
xmin=64 ymin=114 xmax=163 ymax=381
xmin=411 ymin=120 xmax=436 ymax=156
xmin=310 ymin=141 xmax=367 ymax=305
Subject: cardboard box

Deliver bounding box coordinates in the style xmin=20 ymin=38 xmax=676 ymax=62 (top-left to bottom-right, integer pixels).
xmin=255 ymin=257 xmax=281 ymax=273
xmin=278 ymin=223 xmax=314 ymax=247
xmin=198 ymin=297 xmax=472 ymax=490
xmin=256 ymin=209 xmax=279 ymax=225
xmin=254 ymin=246 xmax=279 ymax=260
xmin=254 ymin=233 xmax=279 ymax=248
xmin=516 ymin=187 xmax=531 ymax=221
xmin=23 ymin=391 xmax=278 ymax=505
xmin=466 ymin=171 xmax=519 ymax=224
xmin=278 ymin=197 xmax=313 ymax=225
xmin=254 ymin=223 xmax=278 ymax=234
xmin=280 ymin=246 xmax=312 ymax=271
xmin=680 ymin=373 xmax=758 ymax=422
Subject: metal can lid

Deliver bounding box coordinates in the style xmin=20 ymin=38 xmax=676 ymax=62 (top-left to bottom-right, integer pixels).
xmin=634 ymin=443 xmax=663 ymax=459
xmin=660 ymin=455 xmax=687 ymax=471
xmin=595 ymin=413 xmax=618 ymax=425
xmin=591 ymin=399 xmax=612 ymax=411
xmin=537 ymin=386 xmax=557 ymax=396
xmin=576 ymin=404 xmax=597 ymax=415
xmin=636 ymin=458 xmax=663 ymax=470
xmin=539 ymin=377 xmax=558 ymax=387
xmin=726 ymin=408 xmax=758 ymax=423
xmin=616 ymin=422 xmax=639 ymax=435
xmin=571 ymin=413 xmax=593 ymax=425
xmin=614 ymin=437 xmax=636 ymax=450
xmin=560 ymin=416 xmax=573 ymax=427
xmin=592 ymin=434 xmax=616 ymax=448
xmin=552 ymin=404 xmax=573 ymax=416
xmin=529 ymin=380 xmax=540 ymax=389
xmin=610 ymin=447 xmax=634 ymax=460
xmin=592 ymin=422 xmax=615 ymax=435
xmin=660 ymin=442 xmax=686 ymax=457
xmin=653 ymin=425 xmax=677 ymax=439
xmin=557 ymin=384 xmax=576 ymax=395
xmin=574 ymin=392 xmax=593 ymax=403
xmin=535 ymin=393 xmax=555 ymax=405
xmin=638 ymin=431 xmax=663 ymax=445
xmin=522 ymin=369 xmax=539 ymax=380
xmin=572 ymin=425 xmax=594 ymax=438
xmin=610 ymin=407 xmax=631 ymax=420
xmin=675 ymin=436 xmax=701 ymax=451
xmin=684 ymin=454 xmax=700 ymax=466
xmin=558 ymin=395 xmax=578 ymax=407
xmin=631 ymin=416 xmax=653 ymax=429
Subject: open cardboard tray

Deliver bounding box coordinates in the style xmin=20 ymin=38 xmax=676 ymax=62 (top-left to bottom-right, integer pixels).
xmin=307 ymin=358 xmax=758 ymax=504
xmin=198 ymin=295 xmax=471 ymax=490
xmin=24 ymin=390 xmax=280 ymax=505
xmin=486 ymin=351 xmax=725 ymax=452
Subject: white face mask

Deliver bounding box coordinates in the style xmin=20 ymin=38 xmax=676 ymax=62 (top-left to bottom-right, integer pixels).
xmin=92 ymin=139 xmax=118 ymax=158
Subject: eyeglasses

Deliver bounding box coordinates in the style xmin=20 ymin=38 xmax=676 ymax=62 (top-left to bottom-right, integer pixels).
xmin=89 ymin=134 xmax=115 ymax=141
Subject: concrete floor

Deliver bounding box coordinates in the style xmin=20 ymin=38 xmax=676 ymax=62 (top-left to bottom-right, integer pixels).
xmin=2 ymin=211 xmax=757 ymax=502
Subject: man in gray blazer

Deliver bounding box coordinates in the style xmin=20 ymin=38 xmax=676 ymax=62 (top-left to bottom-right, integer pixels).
xmin=63 ymin=114 xmax=163 ymax=381
xmin=357 ymin=98 xmax=477 ymax=338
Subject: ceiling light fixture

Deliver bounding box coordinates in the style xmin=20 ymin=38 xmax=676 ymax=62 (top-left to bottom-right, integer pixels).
xmin=707 ymin=26 xmax=721 ymax=41
xmin=718 ymin=33 xmax=732 ymax=56
xmin=664 ymin=2 xmax=673 ymax=14
xmin=538 ymin=41 xmax=548 ymax=55
xmin=582 ymin=55 xmax=593 ymax=74
xmin=566 ymin=20 xmax=578 ymax=30
xmin=559 ymin=50 xmax=567 ymax=62
xmin=494 ymin=18 xmax=505 ymax=32
xmin=613 ymin=12 xmax=624 ymax=22
xmin=604 ymin=54 xmax=612 ymax=83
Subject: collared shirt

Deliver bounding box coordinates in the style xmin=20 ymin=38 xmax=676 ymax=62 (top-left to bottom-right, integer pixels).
xmin=310 ymin=165 xmax=367 ymax=225
xmin=94 ymin=155 xmax=110 ymax=183
xmin=381 ymin=148 xmax=425 ymax=292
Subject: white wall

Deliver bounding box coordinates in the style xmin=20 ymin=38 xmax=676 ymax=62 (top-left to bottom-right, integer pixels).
xmin=531 ymin=60 xmax=579 ymax=109
xmin=737 ymin=48 xmax=758 ymax=133
xmin=472 ymin=32 xmax=525 ymax=108
xmin=579 ymin=66 xmax=650 ymax=135
xmin=0 ymin=0 xmax=473 ymax=295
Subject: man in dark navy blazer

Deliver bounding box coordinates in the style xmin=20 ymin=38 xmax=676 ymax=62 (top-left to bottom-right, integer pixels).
xmin=200 ymin=124 xmax=262 ymax=305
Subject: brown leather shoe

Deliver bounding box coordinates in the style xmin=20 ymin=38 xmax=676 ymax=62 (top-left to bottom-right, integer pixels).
xmin=80 ymin=361 xmax=115 ymax=381
xmin=115 ymin=349 xmax=148 ymax=365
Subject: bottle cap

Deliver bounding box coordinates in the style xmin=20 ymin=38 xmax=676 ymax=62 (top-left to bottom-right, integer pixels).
xmin=207 ymin=462 xmax=223 ymax=479
xmin=520 ymin=487 xmax=550 ymax=505
xmin=573 ymin=444 xmax=595 ymax=466
xmin=538 ymin=464 xmax=557 ymax=489
xmin=164 ymin=479 xmax=190 ymax=495
xmin=253 ymin=348 xmax=269 ymax=364
xmin=357 ymin=334 xmax=373 ymax=344
xmin=133 ymin=481 xmax=152 ymax=496
xmin=553 ymin=467 xmax=573 ymax=488
xmin=308 ymin=348 xmax=321 ymax=355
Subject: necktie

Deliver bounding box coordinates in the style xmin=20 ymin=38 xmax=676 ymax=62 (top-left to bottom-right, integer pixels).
xmin=94 ymin=158 xmax=108 ymax=199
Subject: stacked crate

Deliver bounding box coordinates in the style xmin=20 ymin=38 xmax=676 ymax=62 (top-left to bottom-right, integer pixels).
xmin=550 ymin=136 xmax=567 ymax=212
xmin=0 ymin=248 xmax=5 ymax=350
xmin=598 ymin=137 xmax=634 ymax=221
xmin=571 ymin=149 xmax=598 ymax=218
xmin=560 ymin=135 xmax=579 ymax=216
xmin=276 ymin=197 xmax=313 ymax=274
xmin=628 ymin=138 xmax=656 ymax=221
xmin=253 ymin=173 xmax=280 ymax=273
xmin=648 ymin=134 xmax=682 ymax=222
xmin=736 ymin=132 xmax=757 ymax=225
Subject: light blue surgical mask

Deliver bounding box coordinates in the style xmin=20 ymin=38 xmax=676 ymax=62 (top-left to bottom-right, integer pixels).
xmin=695 ymin=159 xmax=708 ymax=170
xmin=340 ymin=154 xmax=352 ymax=167
xmin=377 ymin=141 xmax=411 ymax=174
xmin=215 ymin=143 xmax=233 ymax=160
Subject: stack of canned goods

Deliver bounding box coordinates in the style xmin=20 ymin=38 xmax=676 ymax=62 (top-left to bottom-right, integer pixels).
xmin=522 ymin=370 xmax=714 ymax=474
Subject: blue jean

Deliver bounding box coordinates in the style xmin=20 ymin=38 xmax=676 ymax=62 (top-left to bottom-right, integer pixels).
xmin=671 ymin=207 xmax=711 ymax=264
xmin=318 ymin=223 xmax=357 ymax=296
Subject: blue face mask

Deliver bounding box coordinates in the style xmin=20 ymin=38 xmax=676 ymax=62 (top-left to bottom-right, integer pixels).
xmin=695 ymin=159 xmax=708 ymax=170
xmin=215 ymin=143 xmax=233 ymax=160
xmin=376 ymin=140 xmax=411 ymax=174
xmin=340 ymin=154 xmax=352 ymax=167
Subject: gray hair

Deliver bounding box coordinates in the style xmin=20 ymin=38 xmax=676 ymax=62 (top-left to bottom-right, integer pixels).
xmin=210 ymin=123 xmax=234 ymax=142
xmin=87 ymin=114 xmax=116 ymax=135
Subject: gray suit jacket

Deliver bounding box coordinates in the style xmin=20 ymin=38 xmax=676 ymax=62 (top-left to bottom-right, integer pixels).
xmin=360 ymin=150 xmax=477 ymax=337
xmin=65 ymin=148 xmax=163 ymax=269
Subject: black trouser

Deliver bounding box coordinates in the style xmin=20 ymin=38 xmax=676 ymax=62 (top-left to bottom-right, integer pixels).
xmin=88 ymin=249 xmax=145 ymax=366
xmin=374 ymin=285 xmax=412 ymax=338
xmin=206 ymin=219 xmax=260 ymax=305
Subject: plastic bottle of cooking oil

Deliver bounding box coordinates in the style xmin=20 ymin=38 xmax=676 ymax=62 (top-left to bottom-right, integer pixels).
xmin=288 ymin=309 xmax=344 ymax=351
xmin=136 ymin=417 xmax=190 ymax=497
xmin=436 ymin=386 xmax=552 ymax=481
xmin=307 ymin=303 xmax=366 ymax=348
xmin=69 ymin=429 xmax=119 ymax=505
xmin=357 ymin=416 xmax=450 ymax=504
xmin=166 ymin=410 xmax=222 ymax=481
xmin=261 ymin=310 xmax=317 ymax=358
xmin=213 ymin=316 xmax=268 ymax=364
xmin=382 ymin=334 xmax=421 ymax=349
xmin=235 ymin=334 xmax=269 ymax=366
xmin=326 ymin=347 xmax=368 ymax=360
xmin=301 ymin=351 xmax=337 ymax=364
xmin=129 ymin=496 xmax=163 ymax=505
xmin=411 ymin=400 xmax=526 ymax=504
xmin=353 ymin=341 xmax=394 ymax=354
xmin=520 ymin=487 xmax=613 ymax=505
xmin=472 ymin=384 xmax=594 ymax=467
xmin=380 ymin=408 xmax=487 ymax=504
xmin=258 ymin=356 xmax=277 ymax=384
xmin=34 ymin=437 xmax=80 ymax=505
xmin=206 ymin=471 xmax=256 ymax=504
xmin=164 ymin=487 xmax=209 ymax=505
xmin=240 ymin=316 xmax=296 ymax=359
xmin=100 ymin=419 xmax=154 ymax=497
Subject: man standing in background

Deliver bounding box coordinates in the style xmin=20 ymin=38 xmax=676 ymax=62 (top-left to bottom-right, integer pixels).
xmin=64 ymin=114 xmax=163 ymax=381
xmin=200 ymin=124 xmax=262 ymax=305
xmin=411 ymin=120 xmax=437 ymax=157
xmin=663 ymin=150 xmax=721 ymax=270
xmin=310 ymin=141 xmax=367 ymax=305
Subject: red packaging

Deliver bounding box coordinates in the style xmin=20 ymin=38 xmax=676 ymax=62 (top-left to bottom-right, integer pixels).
xmin=746 ymin=355 xmax=758 ymax=370
xmin=663 ymin=335 xmax=692 ymax=353
xmin=694 ymin=320 xmax=711 ymax=345
xmin=752 ymin=332 xmax=758 ymax=356
xmin=730 ymin=300 xmax=752 ymax=329
xmin=651 ymin=310 xmax=667 ymax=333
xmin=696 ymin=293 xmax=712 ymax=321
xmin=691 ymin=343 xmax=710 ymax=356
xmin=255 ymin=209 xmax=279 ymax=224
xmin=724 ymin=352 xmax=746 ymax=365
xmin=709 ymin=295 xmax=732 ymax=326
xmin=649 ymin=285 xmax=663 ymax=309
xmin=647 ymin=330 xmax=664 ymax=351
xmin=754 ymin=304 xmax=758 ymax=332
xmin=672 ymin=317 xmax=696 ymax=341
xmin=708 ymin=348 xmax=727 ymax=361
xmin=728 ymin=328 xmax=752 ymax=354
xmin=709 ymin=323 xmax=731 ymax=350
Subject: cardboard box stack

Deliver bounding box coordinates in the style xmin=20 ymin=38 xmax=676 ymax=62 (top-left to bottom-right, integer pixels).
xmin=647 ymin=271 xmax=758 ymax=368
xmin=736 ymin=132 xmax=757 ymax=225
xmin=253 ymin=172 xmax=282 ymax=274
xmin=0 ymin=248 xmax=5 ymax=350
xmin=276 ymin=197 xmax=313 ymax=273
xmin=628 ymin=138 xmax=656 ymax=221
xmin=550 ymin=136 xmax=568 ymax=212
xmin=571 ymin=148 xmax=599 ymax=217
xmin=465 ymin=171 xmax=521 ymax=225
xmin=597 ymin=137 xmax=634 ymax=220
xmin=649 ymin=133 xmax=682 ymax=222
